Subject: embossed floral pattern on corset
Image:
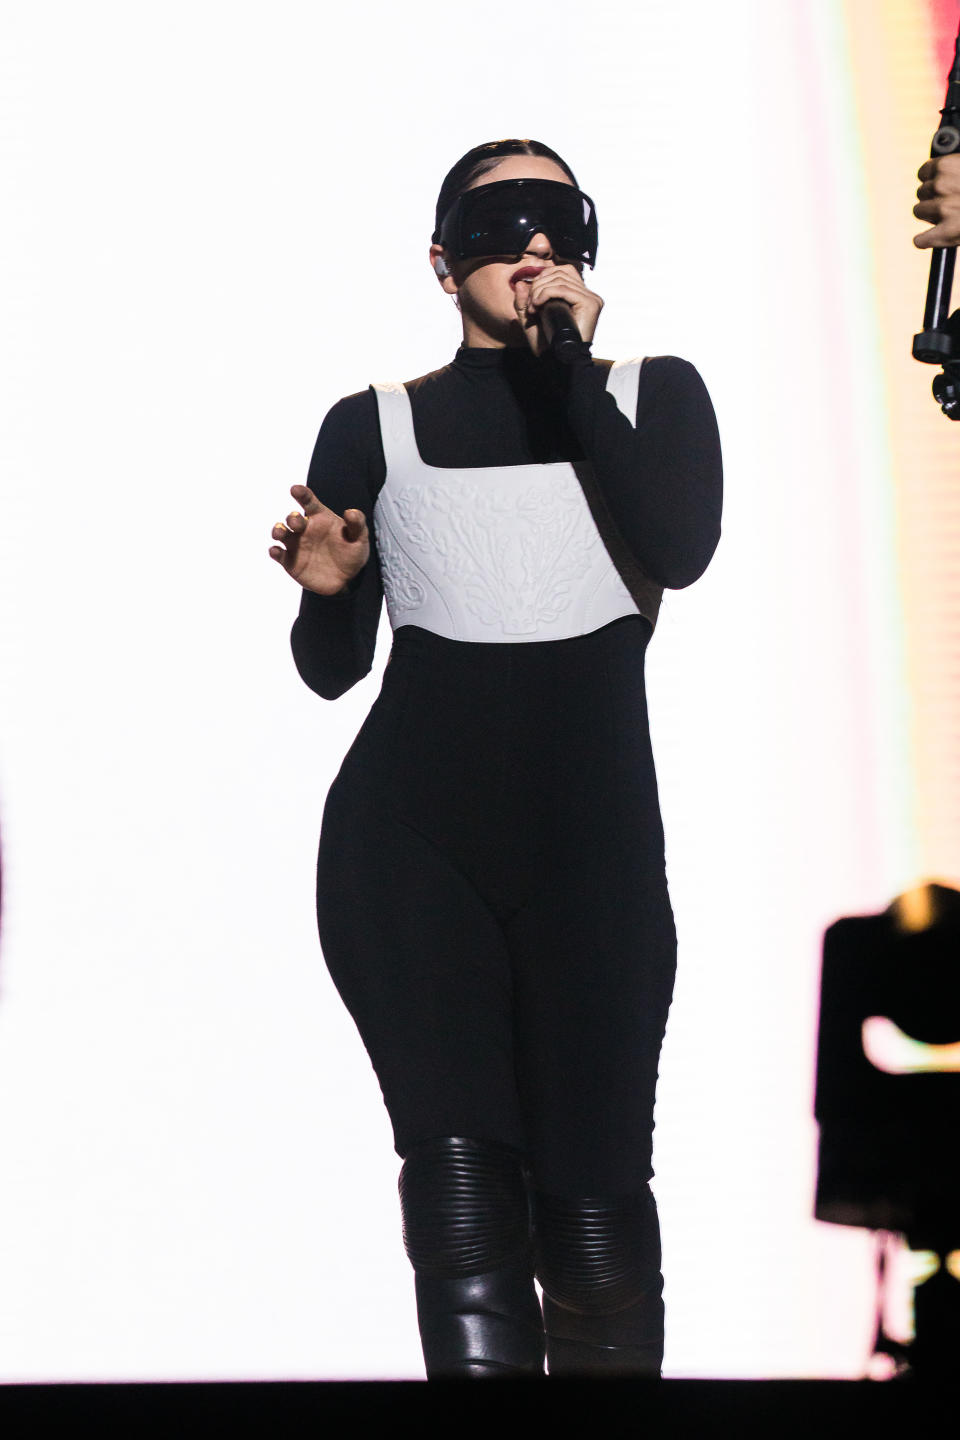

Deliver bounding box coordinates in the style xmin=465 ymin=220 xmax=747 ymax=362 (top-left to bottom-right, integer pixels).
xmin=393 ymin=472 xmax=599 ymax=636
xmin=372 ymin=508 xmax=425 ymax=616
xmin=367 ymin=366 xmax=652 ymax=643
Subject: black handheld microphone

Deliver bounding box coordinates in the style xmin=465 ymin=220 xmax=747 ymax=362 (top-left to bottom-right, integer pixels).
xmin=912 ymin=17 xmax=960 ymax=417
xmin=538 ymin=299 xmax=585 ymax=363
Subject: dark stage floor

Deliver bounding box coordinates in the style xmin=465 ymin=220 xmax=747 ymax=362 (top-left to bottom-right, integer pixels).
xmin=1 ymin=1378 xmax=955 ymax=1430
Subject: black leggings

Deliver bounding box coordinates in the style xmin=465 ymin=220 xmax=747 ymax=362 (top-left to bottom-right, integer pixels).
xmin=315 ymin=614 xmax=676 ymax=1198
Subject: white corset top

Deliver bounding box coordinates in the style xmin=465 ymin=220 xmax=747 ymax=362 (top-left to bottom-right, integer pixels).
xmin=371 ymin=359 xmax=651 ymax=644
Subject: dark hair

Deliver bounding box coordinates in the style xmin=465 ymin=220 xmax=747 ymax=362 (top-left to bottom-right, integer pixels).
xmin=432 ymin=138 xmax=579 ymax=243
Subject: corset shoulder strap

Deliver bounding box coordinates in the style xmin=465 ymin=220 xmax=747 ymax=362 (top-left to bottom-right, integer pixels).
xmin=370 ymin=381 xmax=420 ymax=472
xmin=604 ymin=357 xmax=648 ymax=428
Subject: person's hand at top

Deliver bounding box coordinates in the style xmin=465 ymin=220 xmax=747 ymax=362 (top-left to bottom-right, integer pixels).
xmin=269 ymin=485 xmax=369 ymax=595
xmin=913 ymin=154 xmax=960 ymax=247
xmin=511 ymin=260 xmax=604 ymax=358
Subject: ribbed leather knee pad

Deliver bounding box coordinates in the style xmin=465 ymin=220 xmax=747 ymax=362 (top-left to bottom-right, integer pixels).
xmin=533 ymin=1184 xmax=662 ymax=1315
xmin=399 ymin=1135 xmax=532 ymax=1276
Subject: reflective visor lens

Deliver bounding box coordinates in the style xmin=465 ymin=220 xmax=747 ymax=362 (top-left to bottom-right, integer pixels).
xmin=439 ymin=179 xmax=598 ymax=267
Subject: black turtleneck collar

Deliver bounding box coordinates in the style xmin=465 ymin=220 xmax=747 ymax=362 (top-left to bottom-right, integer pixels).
xmin=453 ymin=343 xmax=546 ymax=369
xmin=396 ymin=340 xmax=595 ymax=466
xmin=451 ymin=340 xmax=593 ymax=392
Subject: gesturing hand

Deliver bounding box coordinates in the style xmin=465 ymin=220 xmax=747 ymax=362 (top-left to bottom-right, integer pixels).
xmin=269 ymin=484 xmax=369 ymax=595
xmin=512 ymin=263 xmax=604 ymax=357
xmin=913 ymin=154 xmax=960 ymax=247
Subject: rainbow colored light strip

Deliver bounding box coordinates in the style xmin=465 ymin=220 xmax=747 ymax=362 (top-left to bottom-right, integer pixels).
xmin=839 ymin=0 xmax=960 ymax=888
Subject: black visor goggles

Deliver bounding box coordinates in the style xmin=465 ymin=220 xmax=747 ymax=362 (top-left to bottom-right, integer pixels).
xmin=436 ymin=178 xmax=598 ymax=268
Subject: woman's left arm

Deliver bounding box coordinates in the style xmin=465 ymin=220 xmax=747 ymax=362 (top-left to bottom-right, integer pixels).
xmin=519 ymin=266 xmax=723 ymax=589
xmin=561 ymin=351 xmax=723 ymax=590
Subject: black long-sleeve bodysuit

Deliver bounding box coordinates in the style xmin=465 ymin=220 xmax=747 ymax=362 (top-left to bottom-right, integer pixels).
xmin=292 ymin=344 xmax=722 ymax=1198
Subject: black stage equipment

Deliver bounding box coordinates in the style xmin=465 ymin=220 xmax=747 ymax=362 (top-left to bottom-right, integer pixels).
xmin=814 ymin=882 xmax=960 ymax=1378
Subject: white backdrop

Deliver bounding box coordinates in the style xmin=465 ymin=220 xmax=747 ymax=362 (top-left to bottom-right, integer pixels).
xmin=0 ymin=0 xmax=911 ymax=1379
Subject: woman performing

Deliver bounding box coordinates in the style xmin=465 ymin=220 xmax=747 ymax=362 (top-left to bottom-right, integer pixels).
xmin=269 ymin=138 xmax=723 ymax=1378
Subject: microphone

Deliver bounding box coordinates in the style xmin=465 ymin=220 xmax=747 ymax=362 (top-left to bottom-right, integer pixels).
xmin=538 ymin=299 xmax=586 ymax=363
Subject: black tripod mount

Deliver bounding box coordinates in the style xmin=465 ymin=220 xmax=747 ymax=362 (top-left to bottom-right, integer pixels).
xmin=912 ymin=20 xmax=960 ymax=418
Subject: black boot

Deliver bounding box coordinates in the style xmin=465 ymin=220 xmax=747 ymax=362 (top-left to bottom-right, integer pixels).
xmin=534 ymin=1185 xmax=665 ymax=1377
xmin=399 ymin=1135 xmax=546 ymax=1378
xmin=541 ymin=1290 xmax=664 ymax=1376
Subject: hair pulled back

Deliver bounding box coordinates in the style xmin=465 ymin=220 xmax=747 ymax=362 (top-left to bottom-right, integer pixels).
xmin=432 ymin=138 xmax=579 ymax=244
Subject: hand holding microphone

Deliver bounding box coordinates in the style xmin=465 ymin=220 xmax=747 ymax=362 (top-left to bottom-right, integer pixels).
xmin=538 ymin=299 xmax=589 ymax=362
xmin=512 ymin=263 xmax=603 ymax=361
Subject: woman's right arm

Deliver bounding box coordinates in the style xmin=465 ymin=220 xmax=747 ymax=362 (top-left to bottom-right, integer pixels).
xmin=277 ymin=390 xmax=387 ymax=701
